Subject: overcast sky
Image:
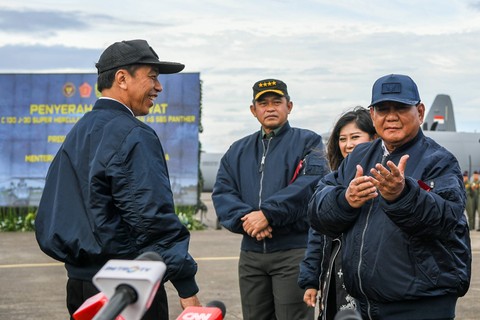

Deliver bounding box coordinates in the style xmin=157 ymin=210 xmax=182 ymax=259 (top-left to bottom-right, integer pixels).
xmin=1 ymin=0 xmax=480 ymax=153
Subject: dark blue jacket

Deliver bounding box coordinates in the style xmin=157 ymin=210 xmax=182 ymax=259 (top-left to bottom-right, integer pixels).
xmin=308 ymin=130 xmax=471 ymax=319
xmin=212 ymin=122 xmax=329 ymax=253
xmin=298 ymin=229 xmax=344 ymax=319
xmin=298 ymin=228 xmax=331 ymax=292
xmin=35 ymin=98 xmax=198 ymax=298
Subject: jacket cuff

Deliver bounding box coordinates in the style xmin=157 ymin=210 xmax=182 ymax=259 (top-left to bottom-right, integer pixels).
xmin=385 ymin=179 xmax=411 ymax=204
xmin=338 ymin=189 xmax=355 ymax=214
xmin=170 ymin=276 xmax=200 ymax=298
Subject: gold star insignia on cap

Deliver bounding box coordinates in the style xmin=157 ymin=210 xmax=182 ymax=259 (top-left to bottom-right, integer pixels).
xmin=260 ymin=81 xmax=277 ymax=88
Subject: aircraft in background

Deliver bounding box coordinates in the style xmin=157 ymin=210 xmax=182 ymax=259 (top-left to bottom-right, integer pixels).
xmin=200 ymin=94 xmax=480 ymax=191
xmin=422 ymin=94 xmax=480 ymax=177
xmin=423 ymin=94 xmax=457 ymax=132
xmin=200 ymin=152 xmax=224 ymax=192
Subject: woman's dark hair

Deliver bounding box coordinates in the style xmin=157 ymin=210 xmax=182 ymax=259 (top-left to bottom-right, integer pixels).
xmin=96 ymin=64 xmax=143 ymax=92
xmin=327 ymin=106 xmax=376 ymax=170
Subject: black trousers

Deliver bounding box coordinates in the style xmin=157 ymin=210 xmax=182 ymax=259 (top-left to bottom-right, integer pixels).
xmin=66 ymin=278 xmax=168 ymax=320
xmin=239 ymin=249 xmax=314 ymax=320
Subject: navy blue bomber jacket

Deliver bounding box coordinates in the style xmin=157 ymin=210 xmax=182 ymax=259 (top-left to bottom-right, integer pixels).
xmin=308 ymin=130 xmax=471 ymax=318
xmin=35 ymin=98 xmax=198 ymax=298
xmin=212 ymin=122 xmax=329 ymax=253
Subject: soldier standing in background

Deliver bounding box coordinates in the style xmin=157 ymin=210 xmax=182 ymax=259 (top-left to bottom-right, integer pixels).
xmin=470 ymin=171 xmax=480 ymax=231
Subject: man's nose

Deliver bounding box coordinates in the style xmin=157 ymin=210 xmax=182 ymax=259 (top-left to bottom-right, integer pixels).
xmin=265 ymin=102 xmax=276 ymax=110
xmin=155 ymin=80 xmax=163 ymax=92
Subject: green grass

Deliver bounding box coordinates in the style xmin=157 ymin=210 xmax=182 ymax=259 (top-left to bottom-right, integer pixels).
xmin=0 ymin=205 xmax=204 ymax=232
xmin=0 ymin=207 xmax=36 ymax=231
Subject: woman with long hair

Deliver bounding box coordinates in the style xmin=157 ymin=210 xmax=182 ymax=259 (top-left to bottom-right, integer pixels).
xmin=299 ymin=106 xmax=376 ymax=320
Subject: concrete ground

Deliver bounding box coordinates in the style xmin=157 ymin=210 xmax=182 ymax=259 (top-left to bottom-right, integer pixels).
xmin=0 ymin=192 xmax=479 ymax=319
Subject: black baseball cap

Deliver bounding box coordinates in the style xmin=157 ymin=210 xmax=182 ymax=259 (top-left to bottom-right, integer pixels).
xmin=252 ymin=79 xmax=289 ymax=100
xmin=95 ymin=39 xmax=185 ymax=74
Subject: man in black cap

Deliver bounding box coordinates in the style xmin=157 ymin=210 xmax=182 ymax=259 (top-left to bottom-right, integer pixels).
xmin=212 ymin=79 xmax=329 ymax=319
xmin=35 ymin=39 xmax=200 ymax=319
xmin=308 ymin=74 xmax=471 ymax=319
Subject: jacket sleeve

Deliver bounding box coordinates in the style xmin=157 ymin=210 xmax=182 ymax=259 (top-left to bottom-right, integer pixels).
xmin=212 ymin=151 xmax=255 ymax=234
xmin=261 ymin=137 xmax=330 ymax=227
xmin=381 ymin=150 xmax=471 ymax=296
xmin=382 ymin=154 xmax=467 ymax=239
xmin=308 ymin=165 xmax=361 ymax=238
xmin=108 ymin=127 xmax=198 ymax=298
xmin=298 ymin=228 xmax=329 ymax=290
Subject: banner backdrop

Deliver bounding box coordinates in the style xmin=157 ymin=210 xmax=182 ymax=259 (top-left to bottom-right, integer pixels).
xmin=0 ymin=73 xmax=200 ymax=206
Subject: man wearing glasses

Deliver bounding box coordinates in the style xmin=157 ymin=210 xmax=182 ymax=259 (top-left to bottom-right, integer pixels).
xmin=308 ymin=74 xmax=471 ymax=319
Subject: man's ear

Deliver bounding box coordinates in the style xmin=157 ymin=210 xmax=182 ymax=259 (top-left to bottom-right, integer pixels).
xmin=417 ymin=102 xmax=425 ymax=123
xmin=115 ymin=69 xmax=128 ymax=90
xmin=250 ymin=104 xmax=257 ymax=117
xmin=287 ymin=100 xmax=293 ymax=114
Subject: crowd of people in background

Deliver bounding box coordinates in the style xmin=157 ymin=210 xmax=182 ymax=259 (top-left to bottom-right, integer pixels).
xmin=464 ymin=170 xmax=480 ymax=231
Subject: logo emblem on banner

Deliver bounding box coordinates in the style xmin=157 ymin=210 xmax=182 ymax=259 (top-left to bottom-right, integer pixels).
xmin=63 ymin=82 xmax=76 ymax=97
xmin=79 ymin=82 xmax=92 ymax=98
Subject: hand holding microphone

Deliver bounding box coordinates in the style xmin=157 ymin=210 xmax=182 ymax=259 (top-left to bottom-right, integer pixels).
xmin=180 ymin=295 xmax=202 ymax=309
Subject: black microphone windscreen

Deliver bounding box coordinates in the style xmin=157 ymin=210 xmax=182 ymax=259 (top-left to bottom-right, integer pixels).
xmin=206 ymin=300 xmax=226 ymax=317
xmin=135 ymin=251 xmax=163 ymax=262
xmin=333 ymin=309 xmax=362 ymax=320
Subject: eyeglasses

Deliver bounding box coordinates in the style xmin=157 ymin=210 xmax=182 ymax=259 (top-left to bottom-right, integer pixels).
xmin=371 ymin=103 xmax=418 ymax=117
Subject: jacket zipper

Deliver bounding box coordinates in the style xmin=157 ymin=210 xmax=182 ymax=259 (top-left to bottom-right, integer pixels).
xmin=357 ymin=152 xmax=386 ymax=319
xmin=321 ymin=237 xmax=342 ymax=320
xmin=357 ymin=200 xmax=374 ymax=320
xmin=259 ymin=137 xmax=272 ymax=253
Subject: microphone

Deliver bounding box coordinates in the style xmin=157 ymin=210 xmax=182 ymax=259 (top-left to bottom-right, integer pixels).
xmin=176 ymin=300 xmax=226 ymax=320
xmin=73 ymin=292 xmax=125 ymax=320
xmin=333 ymin=309 xmax=362 ymax=320
xmin=72 ymin=252 xmax=166 ymax=320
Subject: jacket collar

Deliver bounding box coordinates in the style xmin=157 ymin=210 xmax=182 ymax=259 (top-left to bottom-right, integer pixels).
xmin=93 ymin=98 xmax=134 ymax=116
xmin=259 ymin=121 xmax=291 ymax=139
xmin=383 ymin=129 xmax=425 ymax=155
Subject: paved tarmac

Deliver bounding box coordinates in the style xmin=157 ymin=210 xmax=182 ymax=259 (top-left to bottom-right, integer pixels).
xmin=0 ymin=193 xmax=479 ymax=319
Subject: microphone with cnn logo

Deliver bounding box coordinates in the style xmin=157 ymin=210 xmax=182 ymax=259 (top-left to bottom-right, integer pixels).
xmin=176 ymin=300 xmax=226 ymax=320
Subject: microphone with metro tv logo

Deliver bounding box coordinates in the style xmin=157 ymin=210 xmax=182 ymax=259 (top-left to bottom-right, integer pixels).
xmin=176 ymin=300 xmax=226 ymax=320
xmin=73 ymin=251 xmax=167 ymax=320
